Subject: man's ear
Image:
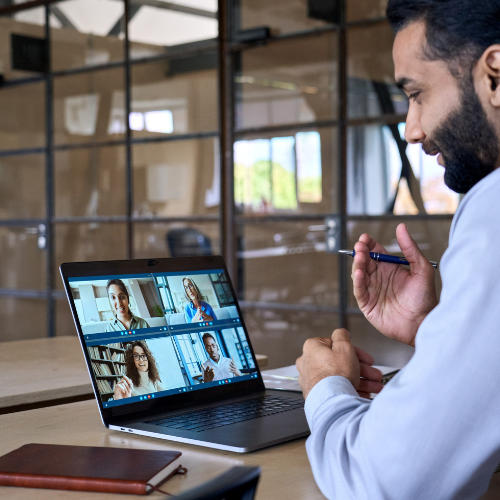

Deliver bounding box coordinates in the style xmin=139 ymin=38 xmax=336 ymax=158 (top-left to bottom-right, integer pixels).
xmin=481 ymin=45 xmax=500 ymax=107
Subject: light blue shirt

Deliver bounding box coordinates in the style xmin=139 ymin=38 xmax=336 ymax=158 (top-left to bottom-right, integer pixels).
xmin=184 ymin=301 xmax=217 ymax=323
xmin=305 ymin=167 xmax=500 ymax=500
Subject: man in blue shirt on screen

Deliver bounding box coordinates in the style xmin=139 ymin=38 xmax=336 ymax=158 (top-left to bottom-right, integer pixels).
xmin=296 ymin=1 xmax=500 ymax=499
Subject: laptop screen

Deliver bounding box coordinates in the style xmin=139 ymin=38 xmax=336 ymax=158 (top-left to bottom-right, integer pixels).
xmin=68 ymin=269 xmax=259 ymax=409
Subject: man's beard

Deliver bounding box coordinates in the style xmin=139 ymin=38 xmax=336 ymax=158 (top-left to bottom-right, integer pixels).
xmin=423 ymin=78 xmax=499 ymax=194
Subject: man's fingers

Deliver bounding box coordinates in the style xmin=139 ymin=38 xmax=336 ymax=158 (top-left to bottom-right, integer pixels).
xmin=358 ymin=378 xmax=383 ymax=394
xmin=360 ymin=362 xmax=382 ymax=382
xmin=304 ymin=337 xmax=333 ymax=352
xmin=354 ymin=240 xmax=377 ymax=276
xmin=354 ymin=346 xmax=374 ymax=366
xmin=331 ymin=328 xmax=351 ymax=344
xmin=357 ymin=391 xmax=371 ymax=399
xmin=359 ymin=232 xmax=388 ymax=255
xmin=353 ymin=268 xmax=370 ymax=309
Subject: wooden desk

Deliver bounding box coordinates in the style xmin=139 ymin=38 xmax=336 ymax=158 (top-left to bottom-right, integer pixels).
xmin=1 ymin=399 xmax=500 ymax=499
xmin=0 ymin=400 xmax=322 ymax=499
xmin=0 ymin=336 xmax=268 ymax=414
xmin=0 ymin=337 xmax=93 ymax=414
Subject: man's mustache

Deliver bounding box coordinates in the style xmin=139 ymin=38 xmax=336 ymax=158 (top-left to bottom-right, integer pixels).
xmin=422 ymin=139 xmax=440 ymax=156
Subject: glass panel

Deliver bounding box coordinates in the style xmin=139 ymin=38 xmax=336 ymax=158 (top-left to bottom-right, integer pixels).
xmin=0 ymin=226 xmax=47 ymax=290
xmin=130 ymin=58 xmax=218 ymax=138
xmin=347 ymin=23 xmax=407 ymax=119
xmin=346 ymin=218 xmax=452 ymax=309
xmin=55 ymin=145 xmax=126 ymax=217
xmin=0 ymin=154 xmax=45 ymax=219
xmin=239 ymin=0 xmax=336 ymax=36
xmin=132 ymin=138 xmax=220 ymax=217
xmin=50 ymin=0 xmax=125 ymax=71
xmin=238 ymin=221 xmax=338 ymax=306
xmin=346 ymin=0 xmax=388 ymax=22
xmin=241 ymin=307 xmax=339 ymax=369
xmin=347 ymin=124 xmax=459 ymax=215
xmin=236 ymin=33 xmax=339 ymax=130
xmin=0 ymin=297 xmax=47 ymax=341
xmin=347 ymin=314 xmax=414 ymax=368
xmin=53 ymin=67 xmax=125 ymax=145
xmin=235 ymin=127 xmax=338 ymax=215
xmin=0 ymin=82 xmax=45 ymax=151
xmin=54 ymin=223 xmax=127 ymax=289
xmin=56 ymin=298 xmax=77 ymax=336
xmin=128 ymin=1 xmax=218 ymax=60
xmin=134 ymin=221 xmax=220 ymax=259
xmin=0 ymin=8 xmax=46 ymax=81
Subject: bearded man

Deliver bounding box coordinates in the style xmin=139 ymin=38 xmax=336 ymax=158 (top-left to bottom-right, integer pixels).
xmin=296 ymin=1 xmax=500 ymax=498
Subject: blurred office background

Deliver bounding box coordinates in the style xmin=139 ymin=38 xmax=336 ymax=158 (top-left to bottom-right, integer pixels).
xmin=0 ymin=0 xmax=457 ymax=368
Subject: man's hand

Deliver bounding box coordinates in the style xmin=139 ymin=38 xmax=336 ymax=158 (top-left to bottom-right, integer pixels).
xmin=229 ymin=357 xmax=241 ymax=376
xmin=352 ymin=223 xmax=438 ymax=346
xmin=296 ymin=329 xmax=383 ymax=400
xmin=203 ymin=365 xmax=215 ymax=382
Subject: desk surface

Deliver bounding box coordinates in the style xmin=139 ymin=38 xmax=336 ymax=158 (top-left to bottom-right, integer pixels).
xmin=0 ymin=399 xmax=323 ymax=499
xmin=1 ymin=398 xmax=500 ymax=498
xmin=0 ymin=336 xmax=268 ymax=413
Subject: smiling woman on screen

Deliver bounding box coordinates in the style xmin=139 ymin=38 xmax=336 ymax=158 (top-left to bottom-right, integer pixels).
xmin=182 ymin=277 xmax=217 ymax=323
xmin=113 ymin=340 xmax=166 ymax=399
xmin=105 ymin=279 xmax=150 ymax=332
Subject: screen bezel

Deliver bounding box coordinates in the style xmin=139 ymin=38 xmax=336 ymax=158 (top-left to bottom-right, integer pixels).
xmin=60 ymin=255 xmax=265 ymax=424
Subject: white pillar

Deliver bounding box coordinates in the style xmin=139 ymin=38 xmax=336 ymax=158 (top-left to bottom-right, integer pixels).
xmin=79 ymin=284 xmax=100 ymax=323
xmin=128 ymin=280 xmax=151 ymax=318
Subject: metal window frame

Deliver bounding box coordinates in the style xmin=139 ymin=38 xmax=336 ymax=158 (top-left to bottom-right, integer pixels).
xmin=0 ymin=0 xmax=455 ymax=338
xmin=0 ymin=0 xmax=221 ymax=337
xmin=221 ymin=0 xmax=454 ymax=329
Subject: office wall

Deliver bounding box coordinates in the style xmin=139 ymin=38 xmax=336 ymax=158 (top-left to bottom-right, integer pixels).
xmin=0 ymin=1 xmax=456 ymax=374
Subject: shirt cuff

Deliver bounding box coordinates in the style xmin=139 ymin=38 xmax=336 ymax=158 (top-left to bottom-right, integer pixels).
xmin=304 ymin=376 xmax=359 ymax=422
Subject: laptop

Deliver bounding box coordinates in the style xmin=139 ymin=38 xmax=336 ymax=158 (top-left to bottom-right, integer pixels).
xmin=60 ymin=255 xmax=309 ymax=453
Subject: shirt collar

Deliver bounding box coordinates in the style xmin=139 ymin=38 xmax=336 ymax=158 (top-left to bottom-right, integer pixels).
xmin=113 ymin=313 xmax=138 ymax=326
xmin=207 ymin=356 xmax=222 ymax=367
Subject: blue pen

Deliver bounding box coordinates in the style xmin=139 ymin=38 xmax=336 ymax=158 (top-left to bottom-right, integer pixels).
xmin=338 ymin=249 xmax=438 ymax=269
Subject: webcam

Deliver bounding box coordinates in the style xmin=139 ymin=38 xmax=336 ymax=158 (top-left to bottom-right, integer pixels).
xmin=147 ymin=259 xmax=157 ymax=266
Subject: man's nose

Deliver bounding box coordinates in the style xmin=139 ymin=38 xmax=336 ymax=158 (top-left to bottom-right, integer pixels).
xmin=404 ymin=103 xmax=426 ymax=144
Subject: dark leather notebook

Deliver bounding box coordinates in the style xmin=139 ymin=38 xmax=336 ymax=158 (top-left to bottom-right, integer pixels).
xmin=0 ymin=443 xmax=183 ymax=495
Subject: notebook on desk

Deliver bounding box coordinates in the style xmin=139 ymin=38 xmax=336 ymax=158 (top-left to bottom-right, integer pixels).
xmin=60 ymin=255 xmax=309 ymax=453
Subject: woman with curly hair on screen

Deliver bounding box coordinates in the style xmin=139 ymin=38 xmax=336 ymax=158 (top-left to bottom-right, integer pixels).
xmin=113 ymin=340 xmax=166 ymax=399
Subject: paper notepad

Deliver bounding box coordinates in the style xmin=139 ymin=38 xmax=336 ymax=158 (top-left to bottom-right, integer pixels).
xmin=262 ymin=365 xmax=399 ymax=394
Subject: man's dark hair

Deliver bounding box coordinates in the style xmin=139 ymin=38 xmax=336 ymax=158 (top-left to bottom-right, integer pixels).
xmin=202 ymin=333 xmax=215 ymax=344
xmin=387 ymin=0 xmax=500 ymax=77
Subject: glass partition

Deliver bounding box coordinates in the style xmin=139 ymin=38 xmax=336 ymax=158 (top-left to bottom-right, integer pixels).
xmin=50 ymin=0 xmax=125 ymax=71
xmin=235 ymin=127 xmax=338 ymax=215
xmin=55 ymin=145 xmax=127 ymax=217
xmin=132 ymin=138 xmax=220 ymax=218
xmin=0 ymin=154 xmax=46 ymax=219
xmin=236 ymin=33 xmax=339 ymax=130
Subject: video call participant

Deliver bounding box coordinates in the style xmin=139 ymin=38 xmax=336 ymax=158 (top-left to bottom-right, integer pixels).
xmin=106 ymin=279 xmax=150 ymax=332
xmin=201 ymin=333 xmax=241 ymax=383
xmin=182 ymin=277 xmax=218 ymax=323
xmin=113 ymin=340 xmax=166 ymax=399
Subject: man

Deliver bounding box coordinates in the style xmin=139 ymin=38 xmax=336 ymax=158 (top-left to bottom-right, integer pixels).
xmin=296 ymin=1 xmax=500 ymax=498
xmin=201 ymin=333 xmax=241 ymax=382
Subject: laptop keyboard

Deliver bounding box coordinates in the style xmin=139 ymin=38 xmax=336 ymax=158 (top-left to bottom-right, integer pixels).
xmin=146 ymin=395 xmax=304 ymax=432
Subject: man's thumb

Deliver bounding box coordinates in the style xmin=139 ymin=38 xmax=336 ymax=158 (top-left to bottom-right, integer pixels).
xmin=396 ymin=223 xmax=428 ymax=271
xmin=331 ymin=328 xmax=351 ymax=344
